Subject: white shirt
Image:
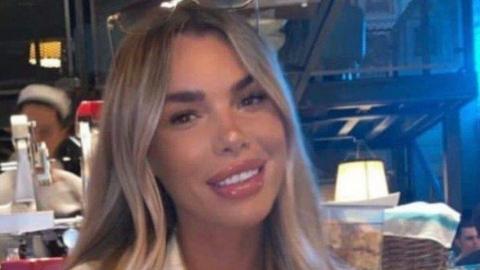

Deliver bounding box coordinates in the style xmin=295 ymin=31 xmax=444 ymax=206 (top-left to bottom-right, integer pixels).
xmin=72 ymin=235 xmax=186 ymax=270
xmin=163 ymin=234 xmax=187 ymax=270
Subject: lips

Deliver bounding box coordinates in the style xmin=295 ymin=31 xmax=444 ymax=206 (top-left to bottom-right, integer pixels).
xmin=207 ymin=159 xmax=266 ymax=199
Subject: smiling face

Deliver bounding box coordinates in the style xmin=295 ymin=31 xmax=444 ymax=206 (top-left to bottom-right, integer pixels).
xmin=148 ymin=32 xmax=287 ymax=229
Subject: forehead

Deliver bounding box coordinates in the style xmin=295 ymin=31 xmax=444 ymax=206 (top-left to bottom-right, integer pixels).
xmin=462 ymin=227 xmax=478 ymax=236
xmin=168 ymin=33 xmax=247 ymax=92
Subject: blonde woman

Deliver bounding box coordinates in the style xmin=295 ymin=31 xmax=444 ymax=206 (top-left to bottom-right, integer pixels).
xmin=66 ymin=1 xmax=336 ymax=269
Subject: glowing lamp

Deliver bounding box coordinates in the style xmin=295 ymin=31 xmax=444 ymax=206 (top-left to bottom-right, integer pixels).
xmin=29 ymin=40 xmax=62 ymax=68
xmin=334 ymin=159 xmax=388 ymax=202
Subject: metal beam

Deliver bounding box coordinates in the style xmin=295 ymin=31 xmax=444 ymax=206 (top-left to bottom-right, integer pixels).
xmin=412 ymin=141 xmax=444 ymax=201
xmin=338 ymin=119 xmax=360 ymax=136
xmin=74 ymin=0 xmax=89 ymax=89
xmin=401 ymin=100 xmax=468 ymax=141
xmin=294 ymin=0 xmax=338 ymax=103
xmin=401 ymin=114 xmax=430 ymax=136
xmin=443 ymin=111 xmax=462 ymax=211
xmin=63 ymin=0 xmax=74 ymax=76
xmin=461 ymin=0 xmax=475 ymax=72
xmin=302 ymin=114 xmax=384 ymax=125
xmin=303 ymin=112 xmax=435 ymax=127
xmin=391 ymin=144 xmax=410 ymax=203
xmin=367 ymin=116 xmax=397 ymax=140
xmin=248 ymin=0 xmax=323 ymax=8
xmin=89 ymin=0 xmax=99 ymax=84
xmin=302 ymin=103 xmax=447 ymax=122
xmin=302 ymin=73 xmax=477 ymax=108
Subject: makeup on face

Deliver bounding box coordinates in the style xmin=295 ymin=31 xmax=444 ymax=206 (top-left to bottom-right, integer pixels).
xmin=207 ymin=159 xmax=266 ymax=199
xmin=149 ymin=33 xmax=287 ymax=228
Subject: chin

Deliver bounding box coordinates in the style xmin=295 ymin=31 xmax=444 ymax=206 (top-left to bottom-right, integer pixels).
xmin=213 ymin=197 xmax=277 ymax=229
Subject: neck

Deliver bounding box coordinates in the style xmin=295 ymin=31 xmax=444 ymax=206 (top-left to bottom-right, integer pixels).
xmin=176 ymin=219 xmax=264 ymax=270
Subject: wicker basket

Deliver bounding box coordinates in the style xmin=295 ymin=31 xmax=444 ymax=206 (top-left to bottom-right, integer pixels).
xmin=382 ymin=235 xmax=449 ymax=270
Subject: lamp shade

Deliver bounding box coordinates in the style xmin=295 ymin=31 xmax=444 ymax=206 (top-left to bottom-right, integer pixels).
xmin=334 ymin=159 xmax=388 ymax=202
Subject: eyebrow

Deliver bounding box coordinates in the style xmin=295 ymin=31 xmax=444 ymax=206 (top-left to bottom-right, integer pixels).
xmin=165 ymin=74 xmax=254 ymax=103
xmin=165 ymin=90 xmax=205 ymax=103
xmin=231 ymin=74 xmax=254 ymax=93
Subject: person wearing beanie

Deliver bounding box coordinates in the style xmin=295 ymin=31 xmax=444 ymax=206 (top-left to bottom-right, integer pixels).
xmin=16 ymin=84 xmax=71 ymax=159
xmin=0 ymin=84 xmax=83 ymax=259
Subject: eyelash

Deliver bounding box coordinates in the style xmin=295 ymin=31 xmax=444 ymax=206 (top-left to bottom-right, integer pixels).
xmin=169 ymin=110 xmax=198 ymax=125
xmin=168 ymin=92 xmax=268 ymax=126
xmin=240 ymin=92 xmax=268 ymax=107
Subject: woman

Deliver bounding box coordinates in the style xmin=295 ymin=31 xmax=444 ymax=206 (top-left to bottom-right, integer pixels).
xmin=66 ymin=1 xmax=335 ymax=269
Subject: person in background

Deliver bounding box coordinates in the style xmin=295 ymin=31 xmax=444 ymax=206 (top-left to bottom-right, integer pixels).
xmin=65 ymin=1 xmax=337 ymax=269
xmin=454 ymin=205 xmax=480 ymax=266
xmin=0 ymin=85 xmax=84 ymax=259
xmin=16 ymin=84 xmax=80 ymax=175
xmin=454 ymin=218 xmax=480 ymax=265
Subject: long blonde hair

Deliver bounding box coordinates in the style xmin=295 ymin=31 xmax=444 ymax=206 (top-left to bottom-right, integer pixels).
xmin=66 ymin=2 xmax=334 ymax=269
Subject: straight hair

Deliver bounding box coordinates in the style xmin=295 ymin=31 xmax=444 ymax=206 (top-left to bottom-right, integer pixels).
xmin=66 ymin=2 xmax=335 ymax=269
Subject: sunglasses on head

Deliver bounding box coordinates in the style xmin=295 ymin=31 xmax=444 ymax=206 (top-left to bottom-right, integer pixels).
xmin=106 ymin=0 xmax=260 ymax=55
xmin=107 ymin=0 xmax=259 ymax=32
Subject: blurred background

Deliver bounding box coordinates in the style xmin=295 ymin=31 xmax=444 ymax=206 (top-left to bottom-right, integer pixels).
xmin=0 ymin=0 xmax=479 ymax=215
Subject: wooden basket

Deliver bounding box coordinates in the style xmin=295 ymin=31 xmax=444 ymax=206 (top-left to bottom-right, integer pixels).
xmin=382 ymin=235 xmax=449 ymax=270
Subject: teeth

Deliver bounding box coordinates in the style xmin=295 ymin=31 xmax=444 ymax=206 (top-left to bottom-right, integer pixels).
xmin=217 ymin=169 xmax=259 ymax=187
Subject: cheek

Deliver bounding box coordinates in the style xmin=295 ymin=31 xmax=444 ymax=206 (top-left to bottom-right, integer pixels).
xmin=148 ymin=131 xmax=207 ymax=186
xmin=247 ymin=113 xmax=288 ymax=158
xmin=149 ymin=111 xmax=288 ymax=190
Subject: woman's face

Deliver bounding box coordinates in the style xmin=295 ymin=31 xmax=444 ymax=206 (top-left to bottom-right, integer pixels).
xmin=149 ymin=33 xmax=287 ymax=229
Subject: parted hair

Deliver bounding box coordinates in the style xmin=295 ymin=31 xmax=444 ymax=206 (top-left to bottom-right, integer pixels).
xmin=66 ymin=1 xmax=335 ymax=269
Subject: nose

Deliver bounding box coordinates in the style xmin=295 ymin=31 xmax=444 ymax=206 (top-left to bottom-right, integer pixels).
xmin=212 ymin=111 xmax=250 ymax=156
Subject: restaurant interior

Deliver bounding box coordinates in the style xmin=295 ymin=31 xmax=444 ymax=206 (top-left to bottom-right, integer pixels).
xmin=0 ymin=0 xmax=479 ymax=269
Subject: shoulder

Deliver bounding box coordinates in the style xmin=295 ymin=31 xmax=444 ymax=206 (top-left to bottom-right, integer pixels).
xmin=456 ymin=249 xmax=480 ymax=266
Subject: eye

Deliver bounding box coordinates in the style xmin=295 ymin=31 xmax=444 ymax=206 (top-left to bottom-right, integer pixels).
xmin=240 ymin=92 xmax=267 ymax=107
xmin=169 ymin=110 xmax=199 ymax=125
